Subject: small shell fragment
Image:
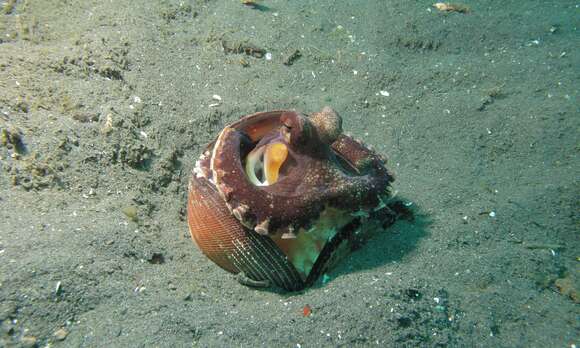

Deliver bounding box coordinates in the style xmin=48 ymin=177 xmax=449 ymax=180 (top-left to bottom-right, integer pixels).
xmin=433 ymin=3 xmax=470 ymax=13
xmin=209 ymin=94 xmax=222 ymax=107
xmin=55 ymin=281 xmax=62 ymax=296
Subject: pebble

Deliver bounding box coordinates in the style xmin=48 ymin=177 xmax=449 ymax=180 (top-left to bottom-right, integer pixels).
xmin=54 ymin=328 xmax=68 ymax=341
xmin=1 ymin=319 xmax=14 ymax=334
xmin=122 ymin=206 xmax=138 ymax=222
xmin=21 ymin=336 xmax=37 ymax=347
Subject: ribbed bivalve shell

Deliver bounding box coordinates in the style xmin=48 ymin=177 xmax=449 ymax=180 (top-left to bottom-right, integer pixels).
xmin=187 ymin=175 xmax=305 ymax=291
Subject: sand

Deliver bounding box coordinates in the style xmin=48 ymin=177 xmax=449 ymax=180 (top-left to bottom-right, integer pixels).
xmin=0 ymin=0 xmax=578 ymax=346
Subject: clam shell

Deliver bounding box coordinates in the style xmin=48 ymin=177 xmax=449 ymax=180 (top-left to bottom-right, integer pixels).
xmin=188 ymin=175 xmax=305 ymax=291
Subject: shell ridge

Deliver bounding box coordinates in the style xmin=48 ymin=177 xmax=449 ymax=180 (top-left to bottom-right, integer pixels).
xmin=245 ymin=230 xmax=303 ymax=290
xmin=188 ymin=176 xmax=245 ymax=273
xmin=229 ymin=238 xmax=267 ymax=281
xmin=231 ymin=232 xmax=287 ymax=288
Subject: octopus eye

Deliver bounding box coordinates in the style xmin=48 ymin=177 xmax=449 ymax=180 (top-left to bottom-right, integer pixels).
xmin=245 ymin=142 xmax=288 ymax=186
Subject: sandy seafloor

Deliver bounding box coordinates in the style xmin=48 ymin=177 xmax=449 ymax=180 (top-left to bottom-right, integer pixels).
xmin=0 ymin=0 xmax=578 ymax=347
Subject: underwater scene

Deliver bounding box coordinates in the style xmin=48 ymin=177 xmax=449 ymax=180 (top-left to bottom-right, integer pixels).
xmin=0 ymin=0 xmax=578 ymax=347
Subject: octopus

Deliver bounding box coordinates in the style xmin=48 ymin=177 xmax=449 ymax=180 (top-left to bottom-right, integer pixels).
xmin=187 ymin=107 xmax=398 ymax=291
